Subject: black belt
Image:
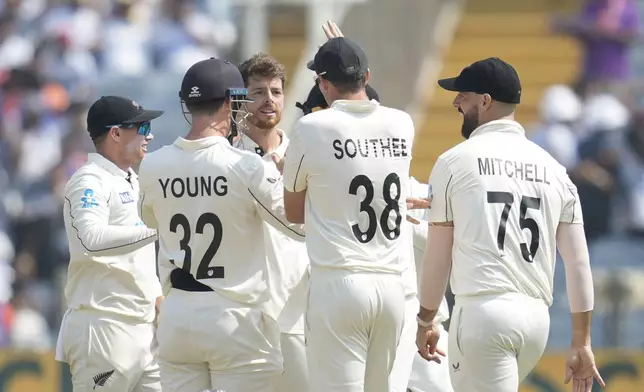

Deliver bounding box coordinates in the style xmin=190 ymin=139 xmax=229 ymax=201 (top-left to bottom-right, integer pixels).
xmin=170 ymin=269 xmax=214 ymax=292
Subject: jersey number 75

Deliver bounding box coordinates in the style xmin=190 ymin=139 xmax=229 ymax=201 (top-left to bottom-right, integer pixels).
xmin=487 ymin=191 xmax=541 ymax=263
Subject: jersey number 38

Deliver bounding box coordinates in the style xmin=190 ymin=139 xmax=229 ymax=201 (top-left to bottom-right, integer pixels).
xmin=349 ymin=173 xmax=402 ymax=243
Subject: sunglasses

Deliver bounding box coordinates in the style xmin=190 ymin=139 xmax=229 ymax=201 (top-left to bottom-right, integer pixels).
xmin=106 ymin=122 xmax=152 ymax=137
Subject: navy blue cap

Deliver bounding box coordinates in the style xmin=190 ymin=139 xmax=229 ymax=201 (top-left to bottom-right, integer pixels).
xmin=87 ymin=95 xmax=163 ymax=139
xmin=438 ymin=57 xmax=522 ymax=104
xmin=180 ymin=58 xmax=245 ymax=102
xmin=307 ymin=37 xmax=368 ymax=82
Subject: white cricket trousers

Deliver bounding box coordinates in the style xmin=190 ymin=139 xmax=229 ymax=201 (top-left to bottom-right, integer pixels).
xmin=448 ymin=293 xmax=550 ymax=392
xmin=274 ymin=333 xmax=309 ymax=392
xmin=391 ymin=296 xmax=453 ymax=392
xmin=57 ymin=309 xmax=160 ymax=392
xmin=156 ymin=288 xmax=282 ymax=392
xmin=306 ymin=269 xmax=405 ymax=392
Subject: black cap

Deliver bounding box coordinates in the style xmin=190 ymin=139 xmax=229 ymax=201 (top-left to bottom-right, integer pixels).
xmin=307 ymin=37 xmax=368 ymax=81
xmin=437 ymin=57 xmax=521 ymax=104
xmin=180 ymin=57 xmax=245 ymax=103
xmin=87 ymin=95 xmax=163 ymax=139
xmin=296 ymin=83 xmax=380 ymax=115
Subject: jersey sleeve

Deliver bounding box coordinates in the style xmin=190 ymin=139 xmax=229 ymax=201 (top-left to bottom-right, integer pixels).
xmin=137 ymin=158 xmax=159 ymax=230
xmin=237 ymin=154 xmax=306 ymax=241
xmin=426 ymin=156 xmax=454 ymax=223
xmin=66 ymin=170 xmax=157 ymax=258
xmin=283 ymin=122 xmax=308 ymax=193
xmin=560 ymin=175 xmax=583 ymax=224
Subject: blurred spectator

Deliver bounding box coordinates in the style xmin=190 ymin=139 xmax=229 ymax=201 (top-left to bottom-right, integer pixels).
xmin=10 ymin=280 xmax=51 ymax=351
xmin=569 ymin=94 xmax=630 ymax=242
xmin=552 ymin=0 xmax=640 ymax=97
xmin=530 ymin=84 xmax=583 ymax=170
xmin=0 ymin=12 xmax=35 ymax=70
xmin=101 ymin=0 xmax=151 ymax=76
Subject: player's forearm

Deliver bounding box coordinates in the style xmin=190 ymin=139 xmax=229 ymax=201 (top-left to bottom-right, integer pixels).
xmin=571 ymin=311 xmax=593 ymax=347
xmin=557 ymin=223 xmax=595 ymax=313
xmin=76 ymin=222 xmax=157 ymax=257
xmin=418 ymin=225 xmax=454 ymax=315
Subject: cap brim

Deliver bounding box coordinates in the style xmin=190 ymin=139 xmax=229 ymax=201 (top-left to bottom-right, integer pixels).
xmin=437 ymin=77 xmax=459 ymax=91
xmin=123 ymin=109 xmax=164 ymax=124
xmin=306 ymin=60 xmax=315 ymax=71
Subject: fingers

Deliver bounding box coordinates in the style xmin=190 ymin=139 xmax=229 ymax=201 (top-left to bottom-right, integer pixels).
xmin=406 ymin=215 xmax=420 ymax=225
xmin=563 ymin=366 xmax=572 ymax=384
xmin=322 ymin=22 xmax=333 ymax=39
xmin=323 ymin=20 xmax=344 ymax=39
xmin=330 ymin=21 xmax=344 ymax=37
xmin=434 ymin=347 xmax=447 ymax=357
xmin=593 ymin=367 xmax=606 ymax=387
xmin=406 ymin=197 xmax=431 ymax=210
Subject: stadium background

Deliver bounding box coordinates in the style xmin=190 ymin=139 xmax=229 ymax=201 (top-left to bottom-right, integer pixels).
xmin=0 ymin=0 xmax=642 ymax=390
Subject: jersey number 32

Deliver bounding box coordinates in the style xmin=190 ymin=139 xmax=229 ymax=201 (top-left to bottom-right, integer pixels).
xmin=168 ymin=213 xmax=224 ymax=279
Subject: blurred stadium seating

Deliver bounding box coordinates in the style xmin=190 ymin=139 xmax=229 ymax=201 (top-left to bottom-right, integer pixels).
xmin=0 ymin=0 xmax=641 ymax=390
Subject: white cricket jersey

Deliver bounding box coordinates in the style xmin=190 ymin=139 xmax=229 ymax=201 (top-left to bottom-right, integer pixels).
xmin=283 ymin=100 xmax=414 ymax=273
xmin=234 ymin=131 xmax=310 ymax=334
xmin=138 ymin=136 xmax=305 ymax=315
xmin=427 ymin=120 xmax=583 ymax=306
xmin=407 ymin=177 xmax=450 ymax=323
xmin=63 ymin=153 xmax=161 ymax=323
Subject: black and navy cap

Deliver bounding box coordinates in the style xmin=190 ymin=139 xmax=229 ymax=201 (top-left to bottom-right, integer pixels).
xmin=179 ymin=57 xmax=246 ymax=103
xmin=307 ymin=37 xmax=368 ymax=82
xmin=296 ymin=82 xmax=380 ymax=115
xmin=438 ymin=57 xmax=522 ymax=104
xmin=87 ymin=95 xmax=163 ymax=139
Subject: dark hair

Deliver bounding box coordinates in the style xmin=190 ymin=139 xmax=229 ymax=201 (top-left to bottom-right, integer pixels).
xmin=323 ymin=71 xmax=367 ymax=94
xmin=185 ymin=99 xmax=226 ymax=116
xmin=239 ymin=53 xmax=287 ymax=88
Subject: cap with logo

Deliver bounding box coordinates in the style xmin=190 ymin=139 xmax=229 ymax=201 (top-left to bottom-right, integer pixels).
xmin=437 ymin=57 xmax=522 ymax=104
xmin=87 ymin=95 xmax=164 ymax=140
xmin=180 ymin=57 xmax=246 ymax=103
xmin=307 ymin=37 xmax=368 ymax=82
xmin=296 ymin=82 xmax=380 ymax=115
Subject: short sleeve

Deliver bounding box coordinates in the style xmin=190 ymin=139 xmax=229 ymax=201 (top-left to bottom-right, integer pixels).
xmin=283 ymin=123 xmax=308 ymax=193
xmin=426 ymin=156 xmax=454 ymax=223
xmin=561 ymin=175 xmax=583 ymax=224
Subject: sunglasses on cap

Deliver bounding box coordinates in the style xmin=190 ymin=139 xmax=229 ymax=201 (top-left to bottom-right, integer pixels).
xmin=105 ymin=122 xmax=152 ymax=137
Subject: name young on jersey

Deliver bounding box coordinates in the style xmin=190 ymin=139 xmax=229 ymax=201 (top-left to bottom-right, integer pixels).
xmin=478 ymin=157 xmax=550 ymax=185
xmin=158 ymin=176 xmax=228 ymax=198
xmin=332 ymin=137 xmax=409 ymax=160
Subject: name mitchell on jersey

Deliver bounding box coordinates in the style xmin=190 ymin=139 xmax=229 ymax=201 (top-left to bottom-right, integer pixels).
xmin=478 ymin=157 xmax=551 ymax=185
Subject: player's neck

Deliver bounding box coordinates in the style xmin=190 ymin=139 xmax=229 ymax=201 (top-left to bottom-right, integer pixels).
xmin=329 ymin=91 xmax=370 ymax=104
xmin=97 ymin=148 xmax=130 ymax=172
xmin=185 ymin=118 xmax=229 ymax=140
xmin=245 ymin=126 xmax=282 ymax=153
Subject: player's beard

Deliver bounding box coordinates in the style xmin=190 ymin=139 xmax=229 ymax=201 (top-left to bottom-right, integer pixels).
xmin=461 ymin=106 xmax=480 ymax=139
xmin=250 ymin=108 xmax=282 ymax=130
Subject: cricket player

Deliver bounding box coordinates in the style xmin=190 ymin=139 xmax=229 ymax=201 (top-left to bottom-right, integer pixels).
xmin=415 ymin=57 xmax=605 ymax=392
xmin=138 ymin=57 xmax=305 ymax=392
xmin=235 ymin=53 xmax=311 ymax=392
xmin=57 ymin=95 xmax=164 ymax=391
xmin=296 ymin=81 xmax=452 ymax=392
xmin=283 ymin=37 xmax=415 ymax=392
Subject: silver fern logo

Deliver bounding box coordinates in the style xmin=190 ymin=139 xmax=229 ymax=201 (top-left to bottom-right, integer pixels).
xmin=92 ymin=370 xmax=115 ymax=389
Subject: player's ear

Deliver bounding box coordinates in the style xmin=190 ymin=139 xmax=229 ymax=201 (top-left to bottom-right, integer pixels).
xmin=364 ymin=69 xmax=371 ymax=85
xmin=481 ymin=93 xmax=493 ymax=110
xmin=108 ymin=126 xmax=120 ymax=142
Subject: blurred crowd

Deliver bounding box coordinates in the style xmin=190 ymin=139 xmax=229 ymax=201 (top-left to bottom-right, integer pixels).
xmin=0 ymin=0 xmax=237 ymax=351
xmin=532 ymin=0 xmax=644 ymax=348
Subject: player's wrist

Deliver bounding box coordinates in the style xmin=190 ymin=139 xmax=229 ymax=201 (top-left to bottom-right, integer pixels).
xmin=416 ymin=314 xmax=435 ymax=328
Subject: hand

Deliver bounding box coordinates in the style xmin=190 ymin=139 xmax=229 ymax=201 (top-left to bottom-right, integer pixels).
xmin=271 ymin=153 xmax=284 ymax=174
xmin=155 ymin=296 xmax=164 ymax=325
xmin=563 ymin=346 xmax=605 ymax=392
xmin=416 ymin=323 xmax=446 ymax=363
xmin=407 ymin=196 xmax=432 ymax=210
xmin=323 ymin=20 xmax=344 ymax=39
